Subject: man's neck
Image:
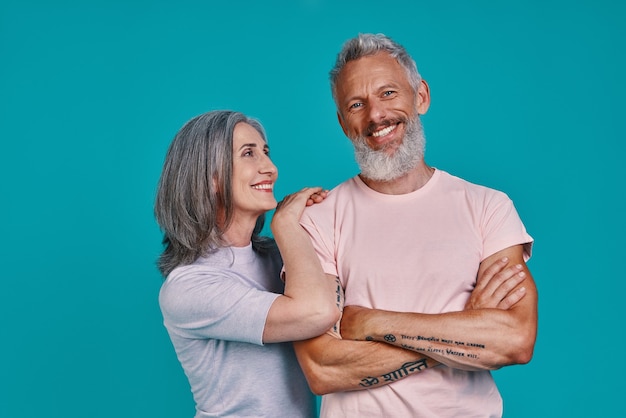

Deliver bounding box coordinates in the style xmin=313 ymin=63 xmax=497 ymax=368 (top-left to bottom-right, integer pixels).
xmin=359 ymin=162 xmax=435 ymax=195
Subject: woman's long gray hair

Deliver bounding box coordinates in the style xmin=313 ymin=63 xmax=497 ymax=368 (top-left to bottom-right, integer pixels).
xmin=154 ymin=110 xmax=274 ymax=277
xmin=329 ymin=33 xmax=422 ymax=107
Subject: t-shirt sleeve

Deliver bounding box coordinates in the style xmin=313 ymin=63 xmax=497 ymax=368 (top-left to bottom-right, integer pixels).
xmin=481 ymin=191 xmax=533 ymax=262
xmin=159 ymin=266 xmax=279 ymax=345
xmin=299 ymin=208 xmax=339 ymax=277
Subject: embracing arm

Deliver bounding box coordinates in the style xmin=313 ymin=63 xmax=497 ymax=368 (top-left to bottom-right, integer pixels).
xmin=340 ymin=245 xmax=538 ymax=370
xmin=262 ymin=188 xmax=340 ymax=343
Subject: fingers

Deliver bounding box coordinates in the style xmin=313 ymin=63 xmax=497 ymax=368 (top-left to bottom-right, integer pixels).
xmin=274 ymin=187 xmax=328 ymax=220
xmin=497 ymin=286 xmax=527 ymax=310
xmin=474 ymin=257 xmax=509 ymax=290
xmin=305 ymin=188 xmax=329 ymax=206
xmin=468 ymin=259 xmax=528 ymax=310
xmin=281 ymin=187 xmax=326 ymax=207
xmin=485 ymin=264 xmax=525 ymax=296
xmin=277 ymin=187 xmax=321 ymax=207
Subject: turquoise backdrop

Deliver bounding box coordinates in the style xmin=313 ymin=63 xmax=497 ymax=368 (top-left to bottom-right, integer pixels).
xmin=1 ymin=0 xmax=624 ymax=417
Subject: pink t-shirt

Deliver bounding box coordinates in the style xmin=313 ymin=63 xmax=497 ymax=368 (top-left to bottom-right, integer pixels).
xmin=300 ymin=169 xmax=533 ymax=418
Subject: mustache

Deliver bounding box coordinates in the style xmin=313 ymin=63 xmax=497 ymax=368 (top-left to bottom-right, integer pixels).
xmin=364 ymin=118 xmax=407 ymax=137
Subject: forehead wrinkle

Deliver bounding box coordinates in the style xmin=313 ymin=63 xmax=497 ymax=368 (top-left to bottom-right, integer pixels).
xmin=339 ymin=65 xmax=404 ymax=104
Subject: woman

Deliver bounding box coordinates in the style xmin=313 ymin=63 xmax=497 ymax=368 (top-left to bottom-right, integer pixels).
xmin=154 ymin=110 xmax=339 ymax=417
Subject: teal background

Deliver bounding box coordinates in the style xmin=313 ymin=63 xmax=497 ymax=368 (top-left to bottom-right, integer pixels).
xmin=1 ymin=0 xmax=623 ymax=417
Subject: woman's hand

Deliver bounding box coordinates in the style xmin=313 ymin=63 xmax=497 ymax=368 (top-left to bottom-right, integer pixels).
xmin=305 ymin=188 xmax=329 ymax=206
xmin=271 ymin=187 xmax=328 ymax=230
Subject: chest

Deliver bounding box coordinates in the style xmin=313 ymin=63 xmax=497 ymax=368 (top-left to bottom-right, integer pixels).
xmin=334 ymin=198 xmax=483 ymax=312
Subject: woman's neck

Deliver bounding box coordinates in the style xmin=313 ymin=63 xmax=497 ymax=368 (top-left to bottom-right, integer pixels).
xmin=222 ymin=216 xmax=256 ymax=247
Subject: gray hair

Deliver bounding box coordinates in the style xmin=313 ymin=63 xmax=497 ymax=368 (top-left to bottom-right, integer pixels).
xmin=329 ymin=33 xmax=422 ymax=107
xmin=154 ymin=110 xmax=274 ymax=277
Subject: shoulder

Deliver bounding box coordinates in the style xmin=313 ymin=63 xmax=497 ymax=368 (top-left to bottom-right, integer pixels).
xmin=162 ymin=260 xmax=230 ymax=293
xmin=438 ymin=169 xmax=510 ymax=203
xmin=158 ymin=261 xmax=232 ymax=315
xmin=303 ymin=177 xmax=358 ymax=215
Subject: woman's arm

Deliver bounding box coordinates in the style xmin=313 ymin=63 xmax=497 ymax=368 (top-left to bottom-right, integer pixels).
xmin=263 ymin=188 xmax=340 ymax=343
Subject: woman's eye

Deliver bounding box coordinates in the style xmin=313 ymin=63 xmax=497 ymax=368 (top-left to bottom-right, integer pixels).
xmin=243 ymin=149 xmax=253 ymax=157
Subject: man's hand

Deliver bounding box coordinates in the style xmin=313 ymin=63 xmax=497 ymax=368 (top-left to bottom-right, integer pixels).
xmin=465 ymin=257 xmax=527 ymax=310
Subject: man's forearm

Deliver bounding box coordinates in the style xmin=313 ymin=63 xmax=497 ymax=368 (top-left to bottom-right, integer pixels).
xmin=342 ymin=306 xmax=535 ymax=371
xmin=294 ymin=333 xmax=439 ymax=395
xmin=341 ymin=247 xmax=538 ymax=370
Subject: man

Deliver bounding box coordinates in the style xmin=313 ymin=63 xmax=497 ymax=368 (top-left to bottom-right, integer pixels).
xmin=293 ymin=33 xmax=538 ymax=417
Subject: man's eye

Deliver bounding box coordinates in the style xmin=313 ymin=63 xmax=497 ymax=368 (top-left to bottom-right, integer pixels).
xmin=383 ymin=90 xmax=395 ymax=97
xmin=349 ymin=102 xmax=363 ymax=110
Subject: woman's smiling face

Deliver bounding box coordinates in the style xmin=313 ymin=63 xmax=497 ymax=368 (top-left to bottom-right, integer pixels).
xmin=230 ymin=122 xmax=278 ymax=221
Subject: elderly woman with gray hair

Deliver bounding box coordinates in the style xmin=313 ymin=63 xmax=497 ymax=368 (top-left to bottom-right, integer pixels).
xmin=155 ymin=110 xmax=338 ymax=417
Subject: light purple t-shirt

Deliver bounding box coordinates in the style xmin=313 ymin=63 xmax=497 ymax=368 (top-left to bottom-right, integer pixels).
xmin=159 ymin=244 xmax=316 ymax=417
xmin=300 ymin=169 xmax=533 ymax=418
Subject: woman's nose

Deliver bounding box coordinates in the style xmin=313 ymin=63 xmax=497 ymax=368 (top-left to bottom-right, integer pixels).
xmin=260 ymin=154 xmax=277 ymax=175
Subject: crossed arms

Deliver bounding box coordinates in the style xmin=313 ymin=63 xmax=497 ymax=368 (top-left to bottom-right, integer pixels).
xmin=294 ymin=244 xmax=538 ymax=395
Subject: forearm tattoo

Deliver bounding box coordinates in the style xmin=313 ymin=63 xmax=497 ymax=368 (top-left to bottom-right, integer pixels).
xmin=358 ymin=358 xmax=430 ymax=388
xmin=365 ymin=334 xmax=485 ymax=359
xmin=370 ymin=334 xmax=486 ymax=360
xmin=332 ymin=277 xmax=344 ymax=334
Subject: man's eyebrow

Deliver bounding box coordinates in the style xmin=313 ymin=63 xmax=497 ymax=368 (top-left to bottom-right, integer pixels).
xmin=344 ymin=83 xmax=400 ymax=102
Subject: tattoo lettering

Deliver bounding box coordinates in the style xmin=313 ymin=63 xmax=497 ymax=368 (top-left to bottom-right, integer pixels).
xmin=398 ymin=335 xmax=486 ymax=360
xmin=332 ymin=277 xmax=344 ymax=334
xmin=382 ymin=359 xmax=429 ymax=382
xmin=359 ymin=359 xmax=430 ymax=388
xmin=334 ymin=277 xmax=343 ymax=310
xmin=359 ymin=376 xmax=380 ymax=387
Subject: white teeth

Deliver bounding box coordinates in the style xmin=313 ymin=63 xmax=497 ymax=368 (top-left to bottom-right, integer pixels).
xmin=252 ymin=183 xmax=273 ymax=190
xmin=372 ymin=125 xmax=396 ymax=138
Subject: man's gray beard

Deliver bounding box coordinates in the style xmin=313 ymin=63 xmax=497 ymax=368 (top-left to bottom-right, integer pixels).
xmin=353 ymin=116 xmax=426 ymax=182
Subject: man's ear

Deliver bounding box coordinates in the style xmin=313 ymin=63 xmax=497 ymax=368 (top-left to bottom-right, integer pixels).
xmin=416 ymin=80 xmax=431 ymax=115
